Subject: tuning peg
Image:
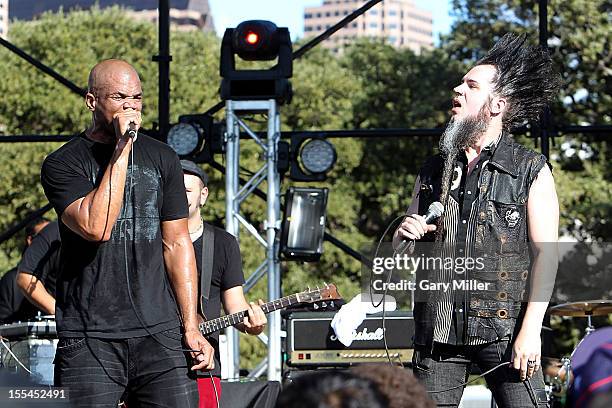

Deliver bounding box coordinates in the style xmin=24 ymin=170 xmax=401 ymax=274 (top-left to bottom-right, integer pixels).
xmin=331 ymin=301 xmax=335 ymax=308
xmin=321 ymin=301 xmax=327 ymax=308
xmin=313 ymin=303 xmax=319 ymax=310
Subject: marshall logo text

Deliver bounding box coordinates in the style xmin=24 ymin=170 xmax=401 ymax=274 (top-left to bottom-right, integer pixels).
xmin=330 ymin=327 xmax=385 ymax=342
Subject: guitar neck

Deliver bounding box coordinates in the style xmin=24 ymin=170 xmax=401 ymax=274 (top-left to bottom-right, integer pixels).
xmin=199 ymin=293 xmax=300 ymax=336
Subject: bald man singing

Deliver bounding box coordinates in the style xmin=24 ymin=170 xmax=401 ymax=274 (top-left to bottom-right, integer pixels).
xmin=41 ymin=59 xmax=213 ymax=407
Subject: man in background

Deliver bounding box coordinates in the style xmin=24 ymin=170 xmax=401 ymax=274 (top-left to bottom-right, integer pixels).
xmin=17 ymin=219 xmax=61 ymax=316
xmin=0 ymin=217 xmax=50 ymax=323
xmin=181 ymin=160 xmax=266 ymax=408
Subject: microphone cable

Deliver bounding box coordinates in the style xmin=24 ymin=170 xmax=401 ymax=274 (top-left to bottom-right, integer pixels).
xmin=367 ymin=213 xmax=410 ymax=366
xmin=0 ymin=337 xmax=33 ymax=374
xmin=424 ymin=361 xmax=512 ymax=394
xmin=122 ymin=144 xmax=204 ymax=356
xmin=425 ymin=361 xmax=542 ymax=408
xmin=208 ymin=371 xmax=220 ymax=408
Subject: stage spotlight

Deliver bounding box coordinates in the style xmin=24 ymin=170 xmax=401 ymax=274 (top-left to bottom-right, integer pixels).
xmin=232 ymin=20 xmax=280 ymax=61
xmin=300 ymin=139 xmax=337 ymax=175
xmin=167 ymin=114 xmax=223 ymax=163
xmin=280 ymin=187 xmax=329 ymax=262
xmin=220 ymin=20 xmax=293 ymax=102
xmin=289 ymin=135 xmax=337 ymax=182
xmin=167 ymin=122 xmax=201 ymax=157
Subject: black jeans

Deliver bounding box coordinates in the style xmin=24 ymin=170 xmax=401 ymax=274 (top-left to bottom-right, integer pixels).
xmin=413 ymin=339 xmax=549 ymax=407
xmin=54 ymin=329 xmax=198 ymax=408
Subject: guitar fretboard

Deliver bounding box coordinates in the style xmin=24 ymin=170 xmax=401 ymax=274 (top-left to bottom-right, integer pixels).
xmin=199 ymin=293 xmax=301 ymax=336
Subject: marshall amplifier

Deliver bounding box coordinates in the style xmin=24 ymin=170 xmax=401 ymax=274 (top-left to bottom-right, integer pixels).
xmin=284 ymin=311 xmax=414 ymax=367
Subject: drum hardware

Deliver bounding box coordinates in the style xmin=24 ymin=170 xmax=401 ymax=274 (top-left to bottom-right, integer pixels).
xmin=545 ymin=300 xmax=612 ymax=405
xmin=548 ymin=300 xmax=612 ymax=369
xmin=542 ymin=356 xmax=571 ymax=406
xmin=548 ymin=300 xmax=612 ymax=318
xmin=0 ymin=319 xmax=58 ymax=385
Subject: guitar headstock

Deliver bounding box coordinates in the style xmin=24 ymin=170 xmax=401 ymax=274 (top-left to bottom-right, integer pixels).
xmin=297 ymin=283 xmax=342 ymax=304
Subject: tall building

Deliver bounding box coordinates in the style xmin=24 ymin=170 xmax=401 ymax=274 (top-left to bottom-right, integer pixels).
xmin=0 ymin=0 xmax=214 ymax=38
xmin=0 ymin=0 xmax=8 ymax=38
xmin=304 ymin=0 xmax=433 ymax=53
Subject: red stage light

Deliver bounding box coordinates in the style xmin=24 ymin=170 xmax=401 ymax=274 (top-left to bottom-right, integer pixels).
xmin=246 ymin=32 xmax=259 ymax=45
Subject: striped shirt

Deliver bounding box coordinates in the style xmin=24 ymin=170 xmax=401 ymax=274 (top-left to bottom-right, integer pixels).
xmin=432 ymin=146 xmax=494 ymax=345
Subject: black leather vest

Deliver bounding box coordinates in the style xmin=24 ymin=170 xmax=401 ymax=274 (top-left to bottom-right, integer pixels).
xmin=413 ymin=134 xmax=547 ymax=346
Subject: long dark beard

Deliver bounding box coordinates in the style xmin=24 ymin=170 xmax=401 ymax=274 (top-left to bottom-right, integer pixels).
xmin=435 ymin=107 xmax=489 ymax=241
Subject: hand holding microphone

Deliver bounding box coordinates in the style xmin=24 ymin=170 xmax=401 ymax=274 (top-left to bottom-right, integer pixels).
xmin=113 ymin=110 xmax=141 ymax=141
xmin=395 ymin=202 xmax=444 ymax=254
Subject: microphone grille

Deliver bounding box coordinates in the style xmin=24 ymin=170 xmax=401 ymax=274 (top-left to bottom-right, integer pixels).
xmin=429 ymin=201 xmax=444 ymax=217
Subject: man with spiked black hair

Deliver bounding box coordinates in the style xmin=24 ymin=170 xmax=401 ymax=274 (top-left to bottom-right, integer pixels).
xmin=394 ymin=33 xmax=560 ymax=407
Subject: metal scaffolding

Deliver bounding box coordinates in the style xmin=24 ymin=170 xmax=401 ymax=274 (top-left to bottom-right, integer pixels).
xmin=224 ymin=99 xmax=282 ymax=381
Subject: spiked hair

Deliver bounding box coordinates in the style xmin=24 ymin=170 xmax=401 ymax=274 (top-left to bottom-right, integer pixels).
xmin=476 ymin=33 xmax=560 ymax=131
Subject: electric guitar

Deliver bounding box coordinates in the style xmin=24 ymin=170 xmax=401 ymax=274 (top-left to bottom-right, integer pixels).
xmin=199 ymin=283 xmax=341 ymax=336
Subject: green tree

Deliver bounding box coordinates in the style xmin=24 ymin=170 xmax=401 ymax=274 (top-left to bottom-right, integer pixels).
xmin=0 ymin=1 xmax=608 ymax=372
xmin=340 ymin=39 xmax=465 ymax=237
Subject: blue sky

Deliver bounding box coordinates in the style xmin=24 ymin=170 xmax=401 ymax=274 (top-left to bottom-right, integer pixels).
xmin=208 ymin=0 xmax=454 ymax=44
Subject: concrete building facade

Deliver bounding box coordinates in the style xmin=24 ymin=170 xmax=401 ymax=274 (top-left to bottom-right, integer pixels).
xmin=0 ymin=0 xmax=214 ymax=38
xmin=304 ymin=0 xmax=433 ymax=53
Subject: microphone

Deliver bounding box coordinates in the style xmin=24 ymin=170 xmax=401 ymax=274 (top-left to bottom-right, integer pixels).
xmin=395 ymin=201 xmax=444 ymax=254
xmin=128 ymin=122 xmax=138 ymax=139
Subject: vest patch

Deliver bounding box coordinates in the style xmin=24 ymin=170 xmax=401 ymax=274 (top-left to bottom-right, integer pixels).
xmin=504 ymin=209 xmax=520 ymax=228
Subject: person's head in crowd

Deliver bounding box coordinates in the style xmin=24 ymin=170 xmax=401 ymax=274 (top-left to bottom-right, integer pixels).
xmin=350 ymin=363 xmax=435 ymax=408
xmin=24 ymin=217 xmax=50 ymax=248
xmin=276 ymin=370 xmax=387 ymax=408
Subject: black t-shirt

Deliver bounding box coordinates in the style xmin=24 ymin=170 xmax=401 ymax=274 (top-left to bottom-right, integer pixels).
xmin=193 ymin=225 xmax=245 ymax=377
xmin=0 ymin=267 xmax=38 ymax=323
xmin=41 ymin=133 xmax=189 ymax=338
xmin=18 ymin=221 xmax=61 ymax=298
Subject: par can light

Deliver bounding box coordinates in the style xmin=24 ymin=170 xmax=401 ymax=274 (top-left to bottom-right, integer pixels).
xmin=167 ymin=122 xmax=201 ymax=157
xmin=300 ymin=138 xmax=337 ymax=175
